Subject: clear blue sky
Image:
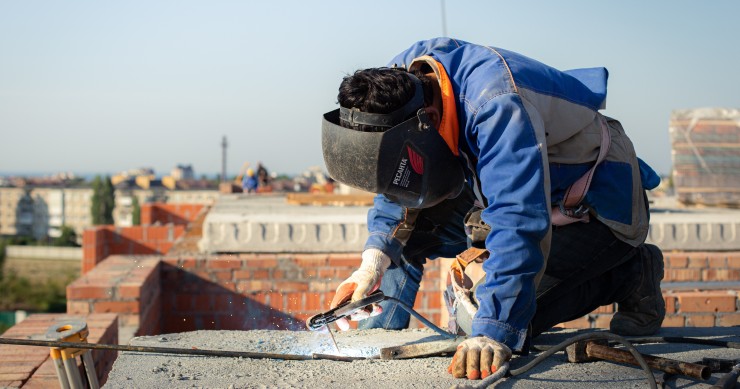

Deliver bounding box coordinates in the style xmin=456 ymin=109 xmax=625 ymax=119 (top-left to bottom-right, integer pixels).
xmin=1 ymin=1 xmax=738 ymax=177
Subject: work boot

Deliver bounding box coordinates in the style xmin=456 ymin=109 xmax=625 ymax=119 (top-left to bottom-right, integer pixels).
xmin=610 ymin=244 xmax=666 ymax=336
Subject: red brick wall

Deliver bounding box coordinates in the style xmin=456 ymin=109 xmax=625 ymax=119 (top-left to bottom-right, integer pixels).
xmin=67 ymin=256 xmax=162 ymax=337
xmin=0 ymin=313 xmax=118 ymax=388
xmin=82 ymin=227 xmax=110 ymax=272
xmin=557 ymin=251 xmax=740 ymax=330
xmin=79 ymin=203 xmax=202 ymax=274
xmin=157 ymin=254 xmax=443 ymax=333
xmin=65 ymin=250 xmax=740 ymax=345
xmin=81 ymin=225 xmax=185 ymax=273
xmin=140 ymin=203 xmax=204 ymax=226
xmin=663 ymin=252 xmax=740 ymax=282
xmin=156 ymin=251 xmax=740 ymax=333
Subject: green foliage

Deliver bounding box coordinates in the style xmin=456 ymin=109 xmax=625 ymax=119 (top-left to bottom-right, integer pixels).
xmin=132 ymin=195 xmax=141 ymax=226
xmin=102 ymin=175 xmax=115 ymax=224
xmin=52 ymin=225 xmax=80 ymax=247
xmin=0 ymin=271 xmax=70 ymax=312
xmin=0 ymin=238 xmax=6 ymax=278
xmin=91 ymin=176 xmax=103 ymax=225
xmin=91 ymin=175 xmax=115 ymax=225
xmin=4 ymin=235 xmax=36 ymax=246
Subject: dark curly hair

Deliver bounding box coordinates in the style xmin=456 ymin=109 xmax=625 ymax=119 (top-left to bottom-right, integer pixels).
xmin=337 ymin=67 xmax=434 ymax=131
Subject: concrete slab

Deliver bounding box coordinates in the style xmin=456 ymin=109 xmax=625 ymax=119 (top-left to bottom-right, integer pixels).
xmin=199 ymin=194 xmax=740 ymax=254
xmin=104 ymin=327 xmax=740 ymax=388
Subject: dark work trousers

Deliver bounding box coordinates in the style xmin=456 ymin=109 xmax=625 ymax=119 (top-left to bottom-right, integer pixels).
xmin=362 ymin=187 xmax=642 ymax=342
xmin=530 ymin=218 xmax=638 ymax=338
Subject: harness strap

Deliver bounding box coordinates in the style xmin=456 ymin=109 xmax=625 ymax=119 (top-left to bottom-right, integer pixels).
xmin=449 ymin=247 xmax=488 ymax=290
xmin=551 ymin=115 xmax=612 ymax=226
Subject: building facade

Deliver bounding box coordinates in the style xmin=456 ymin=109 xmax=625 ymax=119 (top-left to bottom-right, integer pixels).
xmin=0 ymin=186 xmax=219 ymax=240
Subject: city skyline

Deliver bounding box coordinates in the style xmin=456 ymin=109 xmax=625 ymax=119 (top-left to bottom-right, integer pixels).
xmin=2 ymin=1 xmax=740 ymax=177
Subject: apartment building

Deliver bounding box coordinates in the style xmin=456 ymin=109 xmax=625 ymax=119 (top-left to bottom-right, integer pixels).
xmin=0 ymin=186 xmax=219 ymax=240
xmin=0 ymin=186 xmax=92 ymax=240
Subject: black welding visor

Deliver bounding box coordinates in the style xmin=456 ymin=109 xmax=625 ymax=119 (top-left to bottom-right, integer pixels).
xmin=321 ymin=75 xmax=464 ymax=208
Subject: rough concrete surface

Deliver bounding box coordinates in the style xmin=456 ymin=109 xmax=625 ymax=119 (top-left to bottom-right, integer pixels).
xmin=105 ymin=327 xmax=740 ymax=388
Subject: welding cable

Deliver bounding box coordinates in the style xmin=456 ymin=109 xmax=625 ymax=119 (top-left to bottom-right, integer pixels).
xmin=511 ymin=332 xmax=656 ymax=389
xmin=384 ymin=296 xmax=457 ymax=339
xmin=382 ymin=298 xmax=655 ymax=387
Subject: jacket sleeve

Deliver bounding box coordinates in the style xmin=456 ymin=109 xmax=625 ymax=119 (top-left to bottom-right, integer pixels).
xmin=386 ymin=37 xmax=467 ymax=69
xmin=469 ymin=93 xmax=551 ymax=351
xmin=363 ymin=194 xmax=414 ymax=264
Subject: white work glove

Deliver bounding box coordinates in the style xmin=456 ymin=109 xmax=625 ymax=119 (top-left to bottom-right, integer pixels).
xmin=447 ymin=336 xmax=512 ymax=380
xmin=329 ymin=248 xmax=391 ymax=331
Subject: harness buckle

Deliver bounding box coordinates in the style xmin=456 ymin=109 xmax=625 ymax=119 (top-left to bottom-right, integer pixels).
xmin=559 ymin=202 xmax=589 ymax=218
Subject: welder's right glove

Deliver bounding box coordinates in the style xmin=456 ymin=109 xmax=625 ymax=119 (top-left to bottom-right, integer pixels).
xmin=447 ymin=336 xmax=512 ymax=380
xmin=329 ymin=248 xmax=391 ymax=331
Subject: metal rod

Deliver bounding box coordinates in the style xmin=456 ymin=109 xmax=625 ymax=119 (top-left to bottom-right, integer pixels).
xmin=625 ymin=336 xmax=740 ymax=349
xmin=62 ymin=356 xmax=84 ymax=389
xmin=384 ymin=296 xmax=456 ymax=339
xmin=587 ymin=342 xmax=710 ymax=380
xmin=712 ymin=363 xmax=740 ymax=389
xmin=0 ymin=337 xmax=357 ymax=361
xmin=325 ymin=324 xmax=340 ymax=354
xmin=82 ymin=351 xmax=100 ymax=389
xmin=51 ymin=355 xmax=71 ymax=389
xmin=311 ymin=353 xmax=365 ymax=362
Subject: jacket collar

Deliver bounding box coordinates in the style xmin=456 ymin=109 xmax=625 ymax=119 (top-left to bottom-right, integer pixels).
xmin=409 ymin=56 xmax=459 ymax=156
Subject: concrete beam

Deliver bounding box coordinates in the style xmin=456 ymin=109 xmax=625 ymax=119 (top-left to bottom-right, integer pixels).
xmin=647 ymin=198 xmax=740 ymax=251
xmin=199 ymin=194 xmax=740 ymax=254
xmin=198 ymin=194 xmax=369 ymax=253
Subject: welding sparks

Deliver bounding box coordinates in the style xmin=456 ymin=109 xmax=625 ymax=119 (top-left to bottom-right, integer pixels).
xmin=302 ymin=329 xmax=372 ymax=358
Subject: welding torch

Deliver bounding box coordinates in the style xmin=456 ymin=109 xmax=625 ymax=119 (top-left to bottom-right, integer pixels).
xmin=306 ymin=289 xmax=456 ymax=352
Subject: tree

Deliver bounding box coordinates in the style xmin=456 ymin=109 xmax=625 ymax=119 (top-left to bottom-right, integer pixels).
xmin=91 ymin=176 xmax=103 ymax=225
xmin=91 ymin=175 xmax=115 ymax=225
xmin=102 ymin=175 xmax=115 ymax=224
xmin=131 ymin=195 xmax=141 ymax=226
xmin=0 ymin=238 xmax=7 ymax=278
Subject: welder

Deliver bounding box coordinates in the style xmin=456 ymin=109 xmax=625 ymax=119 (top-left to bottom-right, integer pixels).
xmin=321 ymin=37 xmax=665 ymax=381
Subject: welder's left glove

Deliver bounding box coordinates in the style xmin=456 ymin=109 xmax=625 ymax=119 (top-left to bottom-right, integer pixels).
xmin=329 ymin=248 xmax=390 ymax=330
xmin=447 ymin=336 xmax=512 ymax=380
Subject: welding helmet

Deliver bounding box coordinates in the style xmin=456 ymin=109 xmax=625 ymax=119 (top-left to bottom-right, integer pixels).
xmin=321 ymin=72 xmax=465 ymax=209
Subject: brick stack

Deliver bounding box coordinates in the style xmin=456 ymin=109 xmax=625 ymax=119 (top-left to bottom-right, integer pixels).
xmin=140 ymin=203 xmax=204 ymax=226
xmin=67 ymin=256 xmax=162 ymax=337
xmin=670 ymin=108 xmax=740 ymax=207
xmin=81 ymin=225 xmax=186 ymax=273
xmin=0 ymin=313 xmax=118 ymax=388
xmin=80 ymin=202 xmax=203 ymax=273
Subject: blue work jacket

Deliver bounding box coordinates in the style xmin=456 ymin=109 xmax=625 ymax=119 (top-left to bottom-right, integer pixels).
xmin=363 ymin=37 xmax=660 ymax=350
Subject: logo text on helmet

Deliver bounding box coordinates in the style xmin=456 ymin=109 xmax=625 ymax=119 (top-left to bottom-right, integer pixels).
xmin=393 ymin=158 xmax=408 ymax=186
